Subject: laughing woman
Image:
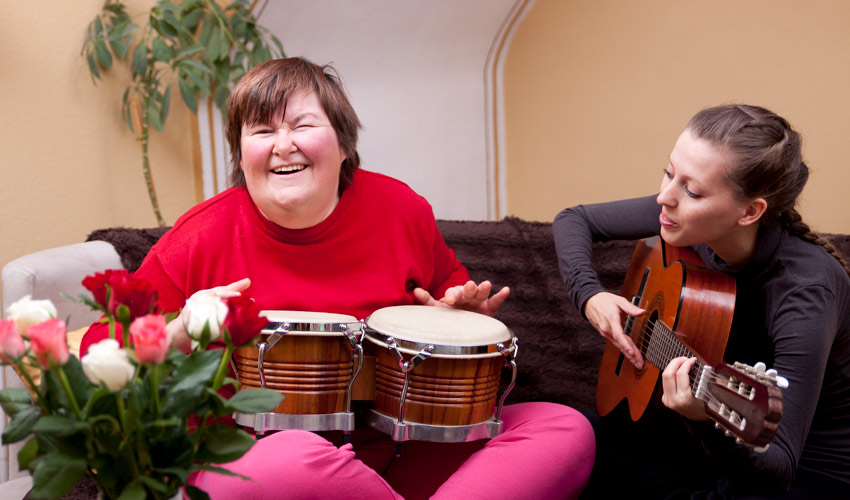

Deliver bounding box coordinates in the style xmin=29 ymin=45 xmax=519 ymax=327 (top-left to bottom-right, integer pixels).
xmin=82 ymin=57 xmax=595 ymax=499
xmin=554 ymin=104 xmax=850 ymax=498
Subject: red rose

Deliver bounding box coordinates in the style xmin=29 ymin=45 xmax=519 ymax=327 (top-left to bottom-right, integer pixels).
xmin=223 ymin=296 xmax=267 ymax=347
xmin=83 ymin=270 xmax=158 ymax=322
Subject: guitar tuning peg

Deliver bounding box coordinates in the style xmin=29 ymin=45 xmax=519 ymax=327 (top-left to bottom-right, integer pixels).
xmin=764 ymin=368 xmax=790 ymax=389
xmin=754 ymin=362 xmax=767 ymax=372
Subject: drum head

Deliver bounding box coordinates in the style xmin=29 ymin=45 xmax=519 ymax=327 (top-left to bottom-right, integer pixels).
xmin=260 ymin=310 xmax=359 ymax=336
xmin=365 ymin=305 xmax=512 ymax=357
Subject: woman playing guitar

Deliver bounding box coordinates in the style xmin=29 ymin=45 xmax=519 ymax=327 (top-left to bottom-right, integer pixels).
xmin=554 ymin=104 xmax=850 ymax=498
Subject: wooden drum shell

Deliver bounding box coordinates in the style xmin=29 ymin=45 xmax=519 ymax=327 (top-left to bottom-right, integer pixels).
xmin=234 ymin=334 xmax=353 ymax=415
xmin=373 ymin=349 xmax=504 ymax=426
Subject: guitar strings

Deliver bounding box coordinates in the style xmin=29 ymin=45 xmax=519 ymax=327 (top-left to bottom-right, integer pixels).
xmin=632 ymin=318 xmax=747 ymax=413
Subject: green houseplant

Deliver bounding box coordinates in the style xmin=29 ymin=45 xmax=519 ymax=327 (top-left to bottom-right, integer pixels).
xmin=82 ymin=0 xmax=284 ymax=226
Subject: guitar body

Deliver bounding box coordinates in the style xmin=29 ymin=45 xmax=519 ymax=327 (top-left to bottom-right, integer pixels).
xmin=596 ymin=237 xmax=737 ymax=421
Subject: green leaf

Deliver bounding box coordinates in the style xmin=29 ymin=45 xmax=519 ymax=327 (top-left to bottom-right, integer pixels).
xmin=62 ymin=356 xmax=92 ymax=409
xmin=33 ymin=416 xmax=88 ymax=437
xmin=152 ymin=37 xmax=173 ymax=62
xmin=132 ymin=42 xmax=147 ymax=77
xmin=224 ymin=388 xmax=283 ymax=414
xmin=213 ymin=85 xmax=229 ymax=111
xmin=175 ymin=45 xmax=205 ymax=60
xmin=17 ymin=437 xmax=39 ymax=470
xmin=117 ymin=480 xmax=146 ymax=500
xmin=180 ymin=58 xmax=214 ymax=76
xmin=192 ymin=463 xmax=252 ymax=481
xmin=206 ymin=26 xmax=221 ymax=61
xmin=185 ymin=485 xmax=211 ymax=500
xmin=179 ymin=76 xmax=198 ymax=114
xmin=171 ymin=349 xmax=221 ymax=393
xmin=86 ymin=51 xmax=101 ymax=80
xmin=182 ymin=8 xmax=204 ymax=31
xmin=0 ymin=388 xmax=33 ymax=416
xmin=160 ymin=84 xmax=172 ymax=123
xmin=2 ymin=407 xmax=40 ymax=444
xmin=29 ymin=453 xmax=86 ymax=499
xmin=149 ymin=98 xmax=164 ymax=132
xmin=108 ymin=37 xmax=129 ymax=60
xmin=195 ymin=424 xmax=255 ymax=463
xmin=136 ymin=475 xmax=169 ymax=493
xmin=94 ymin=39 xmax=113 ymax=69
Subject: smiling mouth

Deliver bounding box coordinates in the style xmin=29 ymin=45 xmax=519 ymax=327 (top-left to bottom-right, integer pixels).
xmin=272 ymin=165 xmax=307 ymax=175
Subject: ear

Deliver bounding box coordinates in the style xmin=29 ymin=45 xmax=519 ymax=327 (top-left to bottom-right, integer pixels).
xmin=739 ymin=198 xmax=767 ymax=227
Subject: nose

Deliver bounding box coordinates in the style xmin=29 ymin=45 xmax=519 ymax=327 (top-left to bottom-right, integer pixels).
xmin=656 ymin=176 xmax=676 ymax=207
xmin=272 ymin=129 xmax=295 ymax=155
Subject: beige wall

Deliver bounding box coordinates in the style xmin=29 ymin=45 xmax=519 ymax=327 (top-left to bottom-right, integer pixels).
xmin=0 ymin=1 xmax=198 ymax=274
xmin=504 ymin=0 xmax=850 ymax=234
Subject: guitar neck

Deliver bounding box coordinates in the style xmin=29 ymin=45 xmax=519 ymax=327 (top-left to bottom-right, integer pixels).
xmin=640 ymin=318 xmax=704 ymax=389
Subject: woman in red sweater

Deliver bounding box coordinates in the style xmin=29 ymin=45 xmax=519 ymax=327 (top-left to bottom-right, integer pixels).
xmin=82 ymin=57 xmax=594 ymax=499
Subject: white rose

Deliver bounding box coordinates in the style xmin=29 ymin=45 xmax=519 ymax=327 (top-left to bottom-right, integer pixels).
xmin=82 ymin=339 xmax=135 ymax=391
xmin=7 ymin=295 xmax=57 ymax=335
xmin=183 ymin=294 xmax=228 ymax=341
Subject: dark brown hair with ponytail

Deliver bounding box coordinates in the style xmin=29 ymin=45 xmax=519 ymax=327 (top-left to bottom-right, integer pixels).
xmin=687 ymin=104 xmax=850 ymax=277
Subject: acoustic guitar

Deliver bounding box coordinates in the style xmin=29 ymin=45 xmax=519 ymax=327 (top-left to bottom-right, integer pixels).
xmin=596 ymin=236 xmax=786 ymax=449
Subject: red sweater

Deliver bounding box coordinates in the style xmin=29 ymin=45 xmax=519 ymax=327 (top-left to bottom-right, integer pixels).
xmin=81 ymin=170 xmax=469 ymax=355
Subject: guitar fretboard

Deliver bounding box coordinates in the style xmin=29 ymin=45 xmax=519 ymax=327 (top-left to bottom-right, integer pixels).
xmin=639 ymin=319 xmax=703 ymax=391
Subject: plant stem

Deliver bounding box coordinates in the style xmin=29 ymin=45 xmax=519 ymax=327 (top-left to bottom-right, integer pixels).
xmin=55 ymin=364 xmax=83 ymax=419
xmin=133 ymin=95 xmax=165 ymax=227
xmin=211 ymin=345 xmax=234 ymax=391
xmin=15 ymin=359 xmax=49 ymax=412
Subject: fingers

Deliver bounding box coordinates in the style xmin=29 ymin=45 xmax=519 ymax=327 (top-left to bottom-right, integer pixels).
xmin=485 ymin=286 xmax=510 ymax=315
xmin=413 ymin=287 xmax=440 ymax=307
xmin=661 ymin=357 xmax=696 ymax=405
xmin=430 ymin=280 xmax=509 ymax=315
xmin=191 ymin=278 xmax=252 ymax=300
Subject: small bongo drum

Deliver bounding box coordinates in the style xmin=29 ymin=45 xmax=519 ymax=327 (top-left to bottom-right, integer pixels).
xmin=364 ymin=305 xmax=518 ymax=443
xmin=232 ymin=311 xmax=365 ymax=433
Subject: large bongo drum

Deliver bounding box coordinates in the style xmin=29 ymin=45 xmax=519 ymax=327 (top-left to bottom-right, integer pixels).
xmin=364 ymin=305 xmax=518 ymax=443
xmin=232 ymin=311 xmax=365 ymax=433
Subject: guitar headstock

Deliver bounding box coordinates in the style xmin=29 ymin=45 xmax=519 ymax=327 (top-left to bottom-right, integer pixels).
xmin=697 ymin=361 xmax=785 ymax=450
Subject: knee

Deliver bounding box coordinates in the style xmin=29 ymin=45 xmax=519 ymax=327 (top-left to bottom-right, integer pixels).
xmin=501 ymin=402 xmax=596 ymax=457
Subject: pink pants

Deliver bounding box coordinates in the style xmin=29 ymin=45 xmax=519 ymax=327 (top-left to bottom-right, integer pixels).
xmin=191 ymin=402 xmax=595 ymax=499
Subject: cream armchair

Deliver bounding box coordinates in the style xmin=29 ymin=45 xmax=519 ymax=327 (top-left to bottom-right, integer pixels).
xmin=1 ymin=241 xmax=124 ymax=488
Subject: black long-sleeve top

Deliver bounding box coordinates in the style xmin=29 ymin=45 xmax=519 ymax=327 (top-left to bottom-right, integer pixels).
xmin=553 ymin=195 xmax=850 ymax=491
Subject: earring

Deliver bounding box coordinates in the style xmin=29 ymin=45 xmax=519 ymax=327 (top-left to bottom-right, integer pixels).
xmin=740 ymin=222 xmax=746 ymax=228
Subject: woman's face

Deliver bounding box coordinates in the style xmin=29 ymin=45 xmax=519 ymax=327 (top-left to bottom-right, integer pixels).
xmin=240 ymin=90 xmax=345 ymax=229
xmin=656 ymin=129 xmax=750 ymax=250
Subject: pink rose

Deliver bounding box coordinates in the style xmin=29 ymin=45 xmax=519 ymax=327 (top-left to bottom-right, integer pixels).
xmin=129 ymin=315 xmax=169 ymax=364
xmin=0 ymin=318 xmax=27 ymax=361
xmin=27 ymin=318 xmax=69 ymax=369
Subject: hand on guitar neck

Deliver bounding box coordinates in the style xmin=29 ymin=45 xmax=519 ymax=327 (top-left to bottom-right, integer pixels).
xmin=661 ymin=356 xmax=710 ymax=421
xmin=584 ymin=292 xmax=646 ymax=369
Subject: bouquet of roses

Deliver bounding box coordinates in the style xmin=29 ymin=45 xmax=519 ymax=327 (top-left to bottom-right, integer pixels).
xmin=0 ymin=270 xmax=282 ymax=500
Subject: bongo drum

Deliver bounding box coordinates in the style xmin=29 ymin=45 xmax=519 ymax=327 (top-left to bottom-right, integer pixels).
xmin=232 ymin=311 xmax=365 ymax=433
xmin=363 ymin=305 xmax=518 ymax=443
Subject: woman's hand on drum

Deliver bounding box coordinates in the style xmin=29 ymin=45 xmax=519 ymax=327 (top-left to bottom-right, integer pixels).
xmin=413 ymin=280 xmax=510 ymax=317
xmin=167 ymin=278 xmax=252 ymax=353
xmin=584 ymin=292 xmax=645 ymax=369
xmin=661 ymin=356 xmax=709 ymax=421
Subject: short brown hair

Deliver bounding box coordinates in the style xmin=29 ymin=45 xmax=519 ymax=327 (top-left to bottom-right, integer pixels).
xmin=225 ymin=57 xmax=362 ymax=193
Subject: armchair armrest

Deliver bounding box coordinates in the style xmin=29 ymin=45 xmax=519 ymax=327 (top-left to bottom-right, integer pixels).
xmin=2 ymin=241 xmax=124 ymax=330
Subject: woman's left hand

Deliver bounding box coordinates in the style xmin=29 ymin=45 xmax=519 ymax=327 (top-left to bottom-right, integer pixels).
xmin=661 ymin=356 xmax=710 ymax=421
xmin=413 ymin=280 xmax=510 ymax=317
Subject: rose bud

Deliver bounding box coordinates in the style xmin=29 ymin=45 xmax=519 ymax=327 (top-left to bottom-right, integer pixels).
xmin=130 ymin=315 xmax=169 ymax=364
xmin=183 ymin=294 xmax=228 ymax=341
xmin=0 ymin=317 xmax=27 ymax=362
xmin=6 ymin=295 xmax=57 ymax=336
